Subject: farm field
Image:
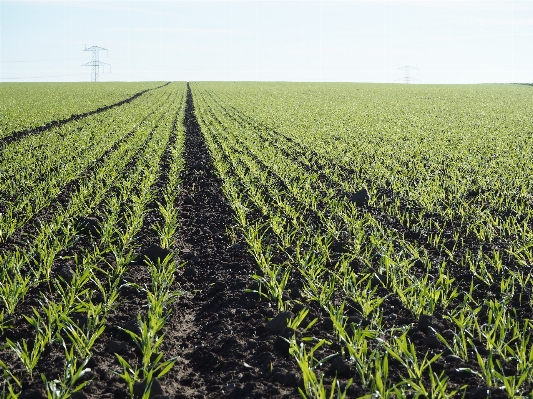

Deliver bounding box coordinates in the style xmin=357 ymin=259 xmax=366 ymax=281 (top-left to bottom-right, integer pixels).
xmin=1 ymin=81 xmax=533 ymax=399
xmin=0 ymin=82 xmax=168 ymax=142
xmin=190 ymin=82 xmax=533 ymax=399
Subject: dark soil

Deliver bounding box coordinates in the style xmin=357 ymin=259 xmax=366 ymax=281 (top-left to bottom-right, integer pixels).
xmin=158 ymin=85 xmax=302 ymax=398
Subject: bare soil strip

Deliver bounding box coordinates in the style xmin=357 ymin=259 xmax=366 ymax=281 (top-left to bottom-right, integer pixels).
xmin=0 ymin=82 xmax=170 ymax=148
xmin=161 ymin=84 xmax=300 ymax=398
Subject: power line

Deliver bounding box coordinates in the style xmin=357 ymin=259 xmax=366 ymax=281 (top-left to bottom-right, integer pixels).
xmin=1 ymin=59 xmax=81 ymax=63
xmin=1 ymin=73 xmax=87 ymax=80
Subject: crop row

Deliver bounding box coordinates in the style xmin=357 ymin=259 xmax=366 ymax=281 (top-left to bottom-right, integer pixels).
xmin=0 ymin=83 xmax=177 ymax=245
xmin=0 ymin=82 xmax=187 ymax=398
xmin=191 ymin=82 xmax=533 ymax=398
xmin=202 ymin=83 xmax=533 ymax=271
xmin=0 ymin=81 xmax=167 ymax=140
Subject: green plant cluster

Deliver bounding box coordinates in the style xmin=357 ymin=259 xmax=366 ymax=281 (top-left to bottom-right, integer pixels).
xmin=0 ymin=82 xmax=186 ymax=398
xmin=0 ymin=85 xmax=174 ymax=244
xmin=192 ymin=82 xmax=533 ymax=398
xmin=0 ymin=82 xmax=166 ymax=139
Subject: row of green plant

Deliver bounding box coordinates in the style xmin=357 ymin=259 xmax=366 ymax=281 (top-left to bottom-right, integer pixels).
xmin=0 ymin=81 xmax=166 ymax=139
xmin=196 ymin=83 xmax=533 ymax=300
xmin=119 ymin=98 xmax=187 ymax=397
xmin=0 ymin=87 xmax=175 ymax=245
xmin=0 ymin=85 xmax=180 ymax=329
xmin=202 ymin=83 xmax=533 ymax=269
xmin=191 ymin=82 xmax=533 ymax=398
xmin=1 ymin=82 xmax=186 ymax=398
xmin=109 ymin=86 xmax=186 ymax=399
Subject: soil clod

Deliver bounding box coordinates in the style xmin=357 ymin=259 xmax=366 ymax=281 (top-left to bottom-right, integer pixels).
xmin=107 ymin=340 xmax=128 ymax=355
xmin=19 ymin=389 xmax=46 ymax=399
xmin=70 ymin=392 xmax=88 ymax=399
xmin=330 ymin=356 xmax=350 ymax=375
xmin=70 ymin=312 xmax=88 ymax=327
xmin=183 ymin=195 xmax=195 ymax=206
xmin=139 ymin=244 xmax=171 ymax=265
xmin=123 ymin=318 xmax=142 ymax=336
xmin=133 ymin=378 xmax=164 ymax=399
xmin=445 ymin=354 xmax=463 ymax=363
xmin=418 ymin=314 xmax=445 ymax=333
xmin=274 ymin=327 xmax=296 ymax=355
xmin=265 ymin=311 xmax=293 ymax=334
xmin=424 ymin=334 xmax=441 ymax=349
xmin=58 ymin=264 xmax=75 ymax=283
xmin=181 ymin=251 xmax=196 ymax=260
xmin=348 ymin=188 xmax=370 ymax=206
xmin=76 ymin=215 xmax=102 ymax=237
xmin=331 ymin=240 xmax=348 ymax=253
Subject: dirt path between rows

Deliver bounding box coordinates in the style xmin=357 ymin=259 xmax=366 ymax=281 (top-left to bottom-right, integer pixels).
xmin=161 ymin=84 xmax=300 ymax=398
xmin=0 ymin=84 xmax=302 ymax=399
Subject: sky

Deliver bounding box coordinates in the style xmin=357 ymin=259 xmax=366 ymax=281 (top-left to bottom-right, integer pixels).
xmin=1 ymin=0 xmax=532 ymax=83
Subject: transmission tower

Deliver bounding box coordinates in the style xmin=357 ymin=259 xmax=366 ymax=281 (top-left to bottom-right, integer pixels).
xmin=82 ymin=45 xmax=110 ymax=82
xmin=397 ymin=65 xmax=418 ymax=84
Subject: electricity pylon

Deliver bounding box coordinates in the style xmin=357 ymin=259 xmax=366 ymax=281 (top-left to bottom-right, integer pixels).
xmin=397 ymin=65 xmax=418 ymax=84
xmin=82 ymin=45 xmax=110 ymax=82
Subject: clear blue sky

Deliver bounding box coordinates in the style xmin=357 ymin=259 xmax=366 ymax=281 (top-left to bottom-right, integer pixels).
xmin=1 ymin=1 xmax=532 ymax=83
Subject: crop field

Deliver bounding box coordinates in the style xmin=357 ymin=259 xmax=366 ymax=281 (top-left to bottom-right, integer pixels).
xmin=1 ymin=81 xmax=533 ymax=399
xmin=0 ymin=82 xmax=168 ymax=141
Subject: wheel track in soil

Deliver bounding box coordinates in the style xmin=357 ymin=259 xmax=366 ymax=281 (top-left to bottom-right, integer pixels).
xmin=161 ymin=84 xmax=301 ymax=398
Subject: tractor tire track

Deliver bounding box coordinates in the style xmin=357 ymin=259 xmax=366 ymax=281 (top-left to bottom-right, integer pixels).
xmin=161 ymin=84 xmax=301 ymax=398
